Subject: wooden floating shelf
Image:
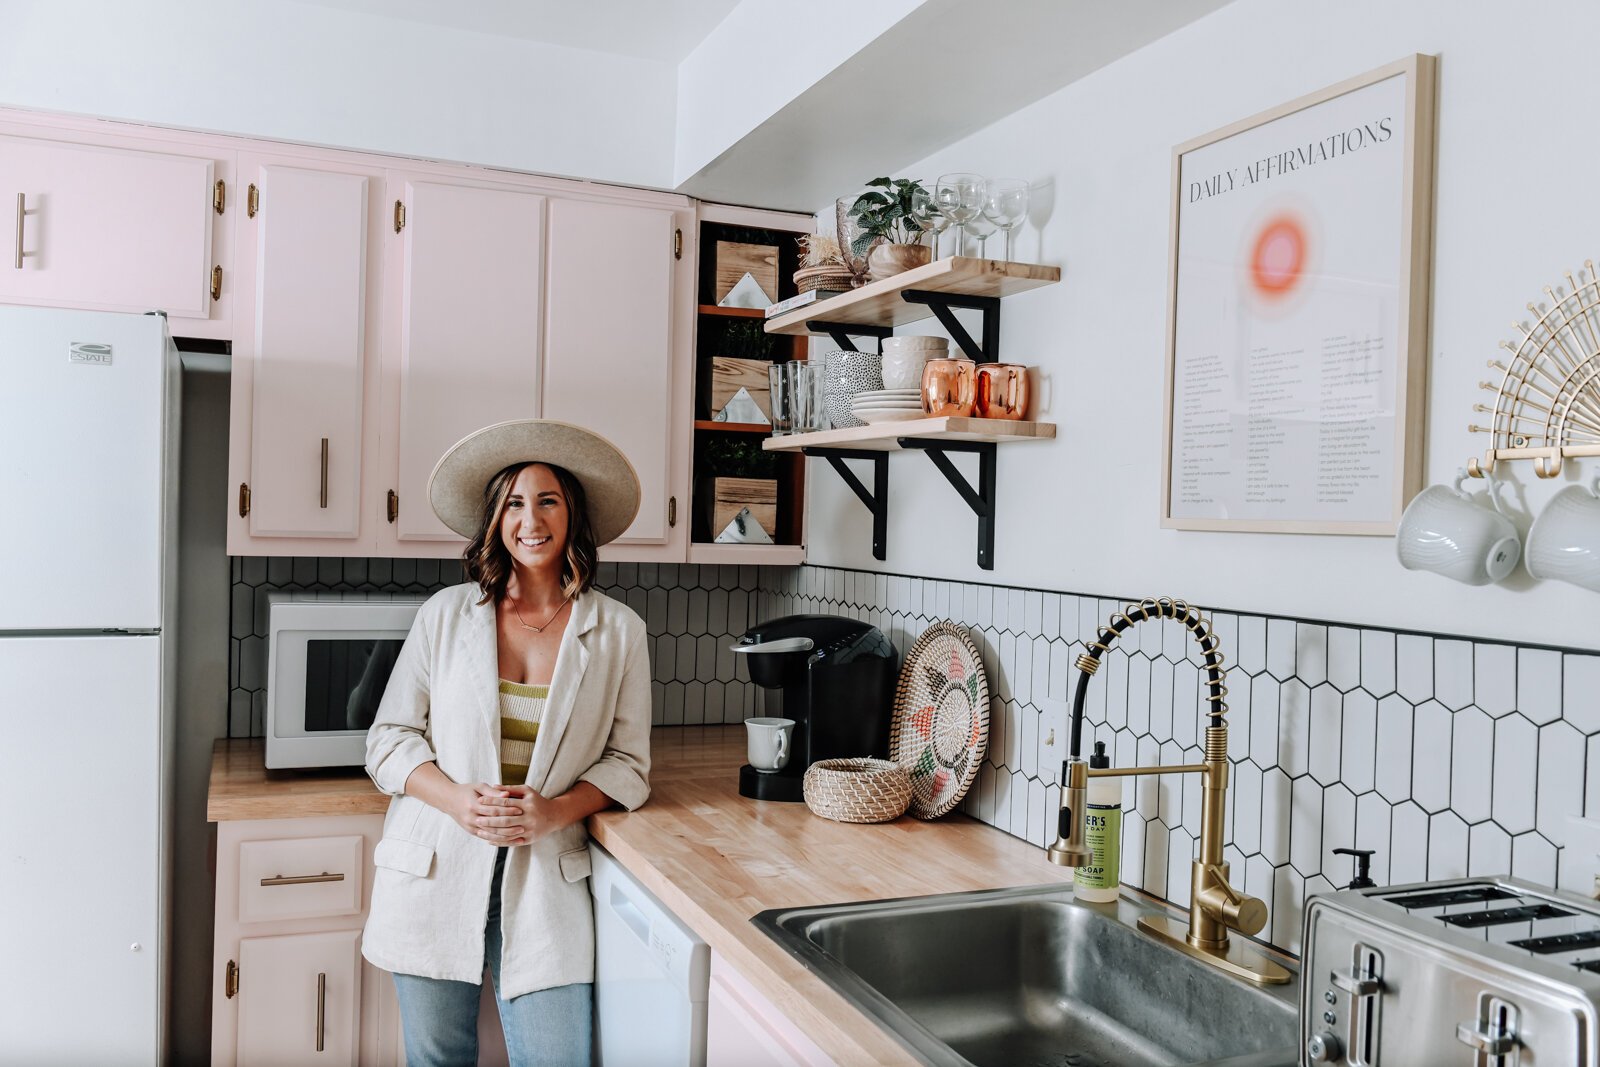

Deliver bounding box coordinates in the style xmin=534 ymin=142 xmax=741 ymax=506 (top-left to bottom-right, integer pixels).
xmin=697 ymin=304 xmax=768 ymax=318
xmin=763 ymin=257 xmax=1059 ymax=336
xmin=693 ymin=420 xmax=773 ymax=434
xmin=763 ymin=417 xmax=1055 ymax=453
xmin=686 ymin=543 xmax=806 ymax=566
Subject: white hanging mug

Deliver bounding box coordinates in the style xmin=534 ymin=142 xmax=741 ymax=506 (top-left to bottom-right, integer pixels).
xmin=1395 ymin=469 xmax=1521 ymax=585
xmin=1526 ymin=475 xmax=1600 ymax=592
xmin=744 ymin=717 xmax=795 ymax=772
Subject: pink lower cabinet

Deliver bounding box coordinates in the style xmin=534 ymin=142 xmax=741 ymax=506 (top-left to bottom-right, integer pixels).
xmin=212 ymin=815 xmax=402 ymax=1067
xmin=0 ymin=132 xmax=219 ymax=321
xmin=236 ymin=930 xmax=362 ymax=1066
xmin=227 ymin=157 xmax=381 ymax=554
xmin=706 ymin=951 xmax=832 ymax=1067
xmin=375 ymin=173 xmax=546 ymax=552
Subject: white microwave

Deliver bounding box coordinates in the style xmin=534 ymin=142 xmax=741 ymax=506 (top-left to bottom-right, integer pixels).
xmin=265 ymin=591 xmax=428 ymax=769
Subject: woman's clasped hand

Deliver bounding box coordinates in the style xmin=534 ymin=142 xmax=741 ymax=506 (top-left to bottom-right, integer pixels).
xmin=441 ymin=782 xmax=562 ymax=847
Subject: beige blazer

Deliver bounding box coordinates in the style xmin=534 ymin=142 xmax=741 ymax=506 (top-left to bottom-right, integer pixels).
xmin=361 ymin=583 xmax=651 ymax=997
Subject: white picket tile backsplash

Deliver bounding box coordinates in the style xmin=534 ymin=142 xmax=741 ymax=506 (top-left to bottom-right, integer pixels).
xmin=758 ymin=565 xmax=1600 ymax=957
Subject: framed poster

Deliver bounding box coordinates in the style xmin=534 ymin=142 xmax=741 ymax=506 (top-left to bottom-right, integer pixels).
xmin=1161 ymin=54 xmax=1437 ymax=534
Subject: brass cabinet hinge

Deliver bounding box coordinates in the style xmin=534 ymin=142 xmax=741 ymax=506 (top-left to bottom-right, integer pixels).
xmin=225 ymin=959 xmax=239 ymax=999
xmin=673 ymin=228 xmax=682 ymax=260
xmin=246 ymin=183 xmax=259 ymax=218
xmin=210 ymin=265 xmax=222 ymax=302
xmin=238 ymin=482 xmax=251 ymax=517
xmin=213 ymin=179 xmax=226 ymax=215
xmin=668 ymin=495 xmax=677 ymax=527
xmin=393 ymin=200 xmax=406 ymax=234
xmin=387 ymin=489 xmax=398 ymax=524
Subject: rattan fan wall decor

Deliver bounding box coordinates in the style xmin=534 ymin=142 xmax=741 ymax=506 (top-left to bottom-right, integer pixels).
xmin=1469 ymin=260 xmax=1600 ymax=480
xmin=888 ymin=621 xmax=990 ymax=819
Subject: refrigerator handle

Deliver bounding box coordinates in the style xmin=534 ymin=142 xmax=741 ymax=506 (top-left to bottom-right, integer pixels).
xmin=319 ymin=438 xmax=329 ymax=509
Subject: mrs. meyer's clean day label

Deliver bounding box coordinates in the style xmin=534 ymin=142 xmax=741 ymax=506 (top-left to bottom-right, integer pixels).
xmin=1074 ymin=741 xmax=1122 ymax=903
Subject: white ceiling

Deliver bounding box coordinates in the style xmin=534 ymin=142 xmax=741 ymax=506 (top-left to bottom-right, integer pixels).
xmin=295 ymin=0 xmax=740 ymax=62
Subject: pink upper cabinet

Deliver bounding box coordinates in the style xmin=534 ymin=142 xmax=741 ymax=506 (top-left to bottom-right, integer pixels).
xmin=543 ymin=197 xmax=679 ymax=546
xmin=0 ymin=134 xmax=216 ymax=319
xmin=379 ymin=175 xmax=546 ymax=546
xmin=239 ymin=161 xmax=371 ymax=540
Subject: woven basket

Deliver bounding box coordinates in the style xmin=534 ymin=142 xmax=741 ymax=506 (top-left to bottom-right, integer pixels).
xmin=802 ymin=758 xmax=912 ymax=823
xmin=793 ymin=265 xmax=856 ymax=293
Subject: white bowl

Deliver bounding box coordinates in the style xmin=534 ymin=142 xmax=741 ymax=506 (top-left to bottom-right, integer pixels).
xmin=881 ymin=336 xmax=948 ymax=391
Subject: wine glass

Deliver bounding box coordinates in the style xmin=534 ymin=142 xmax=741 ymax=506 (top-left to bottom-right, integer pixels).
xmin=911 ymin=185 xmax=950 ymax=258
xmin=935 ymin=173 xmax=983 ymax=257
xmin=981 ymin=179 xmax=1029 ymax=262
xmin=964 ymin=212 xmax=997 ymax=260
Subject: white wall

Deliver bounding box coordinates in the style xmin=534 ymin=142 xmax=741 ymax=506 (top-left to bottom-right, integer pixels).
xmin=0 ymin=0 xmax=678 ymax=187
xmin=804 ymin=0 xmax=1600 ymax=651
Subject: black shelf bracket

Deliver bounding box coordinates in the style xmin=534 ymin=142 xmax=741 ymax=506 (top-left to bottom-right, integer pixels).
xmin=803 ymin=447 xmax=888 ymax=560
xmin=898 ymin=439 xmax=998 ymax=569
xmin=804 ymin=320 xmax=892 ymax=353
xmin=899 ymin=291 xmax=1000 ymax=363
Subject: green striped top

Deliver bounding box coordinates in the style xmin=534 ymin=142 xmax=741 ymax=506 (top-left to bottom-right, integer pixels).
xmin=498 ymin=680 xmax=547 ymax=785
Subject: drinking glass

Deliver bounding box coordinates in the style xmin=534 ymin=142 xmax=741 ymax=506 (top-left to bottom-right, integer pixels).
xmin=835 ymin=196 xmax=872 ymax=287
xmin=767 ymin=363 xmax=793 ymax=435
xmin=981 ymin=179 xmax=1029 ymax=262
xmin=964 ymin=213 xmax=997 ymax=259
xmin=934 ymin=173 xmax=983 ymax=256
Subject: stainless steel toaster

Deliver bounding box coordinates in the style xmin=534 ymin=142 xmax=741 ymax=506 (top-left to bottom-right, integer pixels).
xmin=1301 ymin=876 xmax=1600 ymax=1066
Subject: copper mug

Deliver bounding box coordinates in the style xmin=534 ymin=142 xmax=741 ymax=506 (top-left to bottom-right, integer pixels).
xmin=974 ymin=363 xmax=1030 ymax=420
xmin=922 ymin=358 xmax=977 ymax=416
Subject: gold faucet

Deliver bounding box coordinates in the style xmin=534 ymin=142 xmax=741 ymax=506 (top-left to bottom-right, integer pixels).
xmin=1047 ymin=597 xmax=1291 ymax=986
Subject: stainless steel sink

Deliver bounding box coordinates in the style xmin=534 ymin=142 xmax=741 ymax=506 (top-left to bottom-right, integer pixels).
xmin=754 ymin=885 xmax=1300 ymax=1067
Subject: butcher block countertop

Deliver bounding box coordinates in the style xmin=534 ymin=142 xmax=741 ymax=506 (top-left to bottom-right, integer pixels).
xmin=209 ymin=728 xmax=1076 ymax=1063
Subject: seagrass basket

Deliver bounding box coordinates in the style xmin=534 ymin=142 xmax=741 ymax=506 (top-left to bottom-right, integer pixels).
xmin=792 ymin=265 xmax=856 ymax=293
xmin=802 ymin=758 xmax=912 ymax=823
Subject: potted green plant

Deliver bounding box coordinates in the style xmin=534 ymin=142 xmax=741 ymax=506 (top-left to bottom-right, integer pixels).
xmin=846 ymin=177 xmax=938 ymax=281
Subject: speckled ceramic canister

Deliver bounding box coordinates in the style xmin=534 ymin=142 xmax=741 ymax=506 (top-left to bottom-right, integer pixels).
xmin=822 ymin=349 xmax=884 ymax=429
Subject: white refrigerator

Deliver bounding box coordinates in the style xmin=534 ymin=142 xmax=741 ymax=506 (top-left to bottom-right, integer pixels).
xmin=0 ymin=306 xmax=179 ymax=1065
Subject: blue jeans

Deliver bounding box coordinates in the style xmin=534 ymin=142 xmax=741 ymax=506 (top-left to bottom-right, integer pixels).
xmin=393 ymin=848 xmax=593 ymax=1067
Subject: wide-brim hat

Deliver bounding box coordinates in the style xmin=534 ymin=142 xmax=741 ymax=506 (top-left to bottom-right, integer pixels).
xmin=428 ymin=419 xmax=641 ymax=545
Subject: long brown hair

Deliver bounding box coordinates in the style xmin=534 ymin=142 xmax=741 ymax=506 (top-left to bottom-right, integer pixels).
xmin=464 ymin=462 xmax=599 ymax=604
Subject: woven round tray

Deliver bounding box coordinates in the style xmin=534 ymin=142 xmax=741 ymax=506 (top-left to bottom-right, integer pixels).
xmin=889 ymin=620 xmax=990 ymax=819
xmin=802 ymin=758 xmax=912 ymax=823
xmin=793 ymin=265 xmax=856 ymax=293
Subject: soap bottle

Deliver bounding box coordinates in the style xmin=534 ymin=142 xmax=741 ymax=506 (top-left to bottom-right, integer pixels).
xmin=1074 ymin=741 xmax=1121 ymax=903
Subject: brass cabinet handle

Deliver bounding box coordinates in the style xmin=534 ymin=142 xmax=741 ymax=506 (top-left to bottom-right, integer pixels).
xmin=13 ymin=193 xmax=23 ymax=269
xmin=260 ymin=871 xmax=344 ymax=887
xmin=247 ymin=183 xmax=259 ymax=218
xmin=225 ymin=959 xmax=239 ymax=999
xmin=315 ymin=972 xmax=326 ymax=1052
xmin=211 ymin=265 xmax=222 ymax=301
xmin=319 ymin=437 xmax=329 ymax=509
xmin=668 ymin=495 xmax=677 ymax=528
xmin=387 ymin=490 xmax=398 ymax=524
xmin=213 ymin=179 xmax=226 ymax=215
xmin=674 ymin=227 xmax=682 ymax=260
xmin=393 ymin=199 xmax=405 ymax=234
xmin=238 ymin=482 xmax=251 ymax=518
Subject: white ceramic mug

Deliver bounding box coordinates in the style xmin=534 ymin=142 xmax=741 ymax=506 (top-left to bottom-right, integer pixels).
xmin=745 ymin=717 xmax=795 ymax=772
xmin=880 ymin=335 xmax=949 ymax=391
xmin=1526 ymin=475 xmax=1600 ymax=591
xmin=1395 ymin=470 xmax=1521 ymax=585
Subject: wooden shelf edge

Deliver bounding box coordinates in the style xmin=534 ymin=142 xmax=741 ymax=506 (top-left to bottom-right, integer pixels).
xmin=763 ymin=257 xmax=1060 ymax=336
xmin=697 ymin=304 xmax=769 ymax=318
xmin=694 ymin=420 xmax=774 ymax=434
xmin=762 ymin=417 xmax=1056 ymax=452
xmin=686 ymin=543 xmax=806 ymax=566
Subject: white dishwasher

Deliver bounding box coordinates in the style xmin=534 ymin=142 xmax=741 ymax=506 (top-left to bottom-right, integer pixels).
xmin=590 ymin=842 xmax=711 ymax=1067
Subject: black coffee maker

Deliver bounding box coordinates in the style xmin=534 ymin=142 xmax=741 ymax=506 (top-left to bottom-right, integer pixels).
xmin=733 ymin=614 xmax=898 ymax=802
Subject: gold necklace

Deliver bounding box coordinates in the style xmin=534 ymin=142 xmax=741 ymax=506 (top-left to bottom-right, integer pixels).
xmin=510 ymin=596 xmax=570 ymax=633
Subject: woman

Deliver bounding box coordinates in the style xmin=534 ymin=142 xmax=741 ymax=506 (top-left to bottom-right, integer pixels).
xmin=363 ymin=419 xmax=652 ymax=1067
